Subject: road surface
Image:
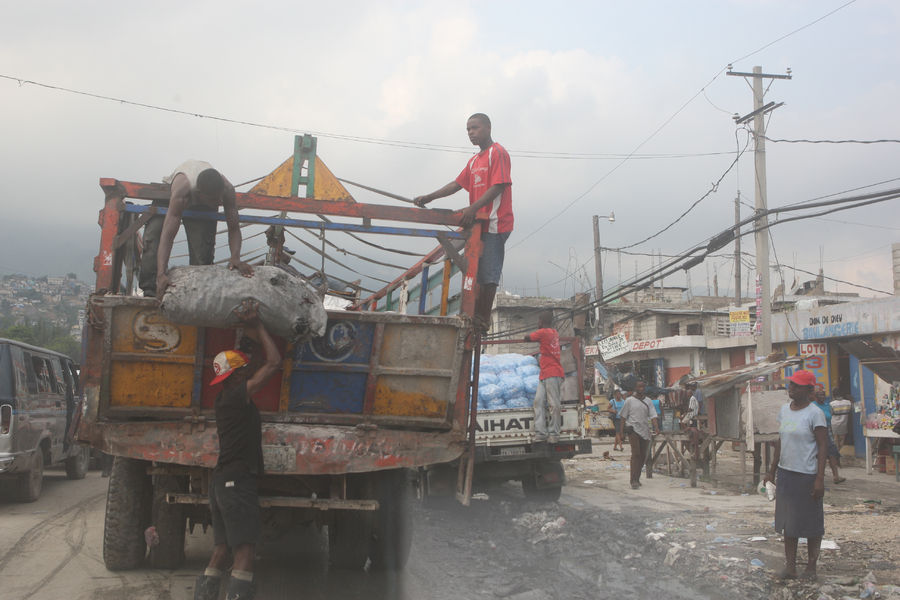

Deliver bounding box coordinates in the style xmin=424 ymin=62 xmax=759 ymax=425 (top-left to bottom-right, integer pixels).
xmin=0 ymin=468 xmax=719 ymax=600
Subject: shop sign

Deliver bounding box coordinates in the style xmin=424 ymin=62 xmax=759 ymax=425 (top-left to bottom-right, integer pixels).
xmin=799 ymin=342 xmax=827 ymax=355
xmin=729 ymin=309 xmax=750 ymax=323
xmin=598 ymin=333 xmax=629 ymax=360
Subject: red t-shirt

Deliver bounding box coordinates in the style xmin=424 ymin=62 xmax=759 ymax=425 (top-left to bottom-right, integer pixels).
xmin=455 ymin=142 xmax=513 ymax=234
xmin=526 ymin=328 xmax=564 ymax=380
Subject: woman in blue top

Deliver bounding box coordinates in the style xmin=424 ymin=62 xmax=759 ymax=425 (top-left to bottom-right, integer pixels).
xmin=763 ymin=370 xmax=827 ymax=581
xmin=610 ymin=389 xmax=625 ymax=451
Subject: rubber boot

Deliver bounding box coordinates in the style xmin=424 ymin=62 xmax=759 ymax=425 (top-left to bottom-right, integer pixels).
xmin=194 ymin=575 xmax=222 ymax=600
xmin=225 ymin=577 xmax=256 ymax=600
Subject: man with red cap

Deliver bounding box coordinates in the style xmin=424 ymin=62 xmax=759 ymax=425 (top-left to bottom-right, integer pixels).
xmin=763 ymin=369 xmax=827 ymax=582
xmin=194 ymin=301 xmax=281 ymax=600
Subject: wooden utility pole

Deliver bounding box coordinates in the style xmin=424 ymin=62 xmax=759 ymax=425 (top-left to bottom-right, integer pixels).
xmin=734 ymin=191 xmax=742 ymax=303
xmin=728 ymin=65 xmax=791 ymax=357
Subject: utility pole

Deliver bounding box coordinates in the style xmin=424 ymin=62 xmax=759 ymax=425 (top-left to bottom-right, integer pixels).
xmin=734 ymin=191 xmax=742 ymax=303
xmin=728 ymin=64 xmax=791 ymax=358
xmin=593 ymin=215 xmax=603 ymax=316
xmin=592 ymin=213 xmax=615 ymax=331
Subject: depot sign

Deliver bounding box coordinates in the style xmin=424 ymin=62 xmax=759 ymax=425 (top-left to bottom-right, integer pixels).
xmin=622 ymin=335 xmax=707 ymax=355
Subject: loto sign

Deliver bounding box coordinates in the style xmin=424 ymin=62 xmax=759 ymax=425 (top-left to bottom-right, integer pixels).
xmin=584 ymin=344 xmax=599 ymax=357
xmin=598 ymin=333 xmax=629 ymax=360
xmin=799 ymin=342 xmax=827 ymax=356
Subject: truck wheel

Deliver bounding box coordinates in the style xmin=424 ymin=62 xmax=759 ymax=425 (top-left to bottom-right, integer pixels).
xmin=65 ymin=445 xmax=91 ymax=480
xmin=147 ymin=475 xmax=186 ymax=569
xmin=369 ymin=469 xmax=413 ymax=571
xmin=17 ymin=449 xmax=44 ymax=502
xmin=521 ymin=480 xmax=562 ymax=502
xmin=521 ymin=460 xmax=565 ymax=502
xmin=328 ymin=511 xmax=372 ymax=570
xmin=103 ymin=457 xmax=151 ymax=570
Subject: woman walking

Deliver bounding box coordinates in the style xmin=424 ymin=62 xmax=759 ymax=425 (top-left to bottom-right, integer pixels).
xmin=762 ymin=370 xmax=827 ymax=581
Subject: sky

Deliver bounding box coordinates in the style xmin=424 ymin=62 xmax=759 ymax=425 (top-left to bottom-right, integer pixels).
xmin=2 ymin=0 xmax=899 ymax=303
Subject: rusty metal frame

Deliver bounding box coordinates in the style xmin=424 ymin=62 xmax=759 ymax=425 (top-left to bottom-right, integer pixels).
xmin=166 ymin=492 xmax=379 ymax=511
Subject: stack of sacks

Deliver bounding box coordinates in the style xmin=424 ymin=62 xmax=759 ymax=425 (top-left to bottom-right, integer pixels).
xmin=475 ymin=353 xmax=540 ymax=411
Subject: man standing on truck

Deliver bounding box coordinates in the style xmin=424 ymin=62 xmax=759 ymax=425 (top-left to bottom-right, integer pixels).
xmin=194 ymin=301 xmax=280 ymax=600
xmin=618 ymin=380 xmax=659 ymax=489
xmin=140 ymin=160 xmax=254 ymax=298
xmin=414 ymin=113 xmax=512 ymax=332
xmin=524 ymin=310 xmax=564 ymax=444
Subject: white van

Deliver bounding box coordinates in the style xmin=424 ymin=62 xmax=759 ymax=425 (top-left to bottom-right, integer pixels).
xmin=0 ymin=338 xmax=90 ymax=502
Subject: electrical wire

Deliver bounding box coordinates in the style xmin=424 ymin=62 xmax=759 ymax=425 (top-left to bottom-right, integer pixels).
xmin=616 ymin=129 xmax=751 ymax=251
xmin=764 ymin=136 xmax=900 ymax=145
xmin=0 ymin=73 xmax=733 ymax=162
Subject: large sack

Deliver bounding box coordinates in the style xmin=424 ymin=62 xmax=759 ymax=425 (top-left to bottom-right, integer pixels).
xmin=160 ymin=265 xmax=327 ymax=343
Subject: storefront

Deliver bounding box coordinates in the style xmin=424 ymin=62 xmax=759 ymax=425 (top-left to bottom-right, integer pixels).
xmin=771 ymin=297 xmax=900 ymax=458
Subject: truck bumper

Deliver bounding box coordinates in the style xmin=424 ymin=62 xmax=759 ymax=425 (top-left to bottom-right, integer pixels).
xmin=77 ymin=420 xmax=468 ymax=475
xmin=474 ymin=437 xmax=592 ymax=463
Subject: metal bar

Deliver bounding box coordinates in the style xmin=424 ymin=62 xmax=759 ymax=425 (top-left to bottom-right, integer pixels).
xmin=436 ymin=232 xmax=468 ymax=273
xmin=95 ymin=184 xmax=125 ymax=292
xmin=121 ymin=204 xmax=466 ymax=240
xmin=440 ymin=259 xmax=452 ymax=316
xmin=113 ymin=206 xmax=157 ymax=249
xmin=336 ymin=177 xmax=417 ymax=204
xmin=101 ymin=179 xmax=461 ymax=226
xmin=166 ymin=492 xmax=379 ymax=511
xmin=363 ymin=323 xmax=385 ymax=414
xmin=456 ymin=332 xmax=481 ymax=506
xmin=418 ymin=266 xmax=429 ymax=315
xmin=460 ymin=223 xmax=484 ymax=318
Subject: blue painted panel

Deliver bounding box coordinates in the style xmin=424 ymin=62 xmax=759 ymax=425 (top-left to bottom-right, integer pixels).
xmin=297 ymin=321 xmax=374 ymax=365
xmin=289 ymin=319 xmax=375 ymax=413
xmin=123 ymin=204 xmax=466 ymax=240
xmin=289 ymin=371 xmax=366 ymax=413
xmin=849 ymin=354 xmax=876 ymax=458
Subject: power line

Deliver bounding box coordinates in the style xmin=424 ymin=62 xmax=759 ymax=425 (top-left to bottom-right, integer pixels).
xmin=728 ymin=0 xmax=858 ymax=66
xmin=787 ymin=265 xmax=891 ymax=296
xmin=0 ymin=73 xmax=736 ymax=162
xmin=615 ymin=129 xmax=751 ymax=251
xmin=765 ymin=136 xmax=900 ymax=145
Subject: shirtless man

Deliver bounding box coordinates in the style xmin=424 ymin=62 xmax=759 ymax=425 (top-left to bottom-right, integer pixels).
xmin=139 ymin=160 xmax=253 ymax=298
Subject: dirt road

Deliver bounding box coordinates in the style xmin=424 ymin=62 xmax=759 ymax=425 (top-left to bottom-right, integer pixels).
xmin=0 ymin=468 xmax=723 ymax=600
xmin=5 ymin=457 xmax=893 ymax=600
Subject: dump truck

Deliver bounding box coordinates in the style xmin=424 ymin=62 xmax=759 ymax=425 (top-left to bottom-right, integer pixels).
xmin=76 ymin=136 xmax=487 ymax=571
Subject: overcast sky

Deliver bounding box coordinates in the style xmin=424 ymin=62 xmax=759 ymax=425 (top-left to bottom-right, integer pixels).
xmin=2 ymin=0 xmax=898 ymax=302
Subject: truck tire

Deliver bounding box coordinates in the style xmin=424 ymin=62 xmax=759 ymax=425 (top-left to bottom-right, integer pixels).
xmin=521 ymin=460 xmax=564 ymax=502
xmin=65 ymin=445 xmax=91 ymax=480
xmin=147 ymin=475 xmax=186 ymax=569
xmin=17 ymin=449 xmax=44 ymax=503
xmin=103 ymin=457 xmax=152 ymax=570
xmin=328 ymin=511 xmax=372 ymax=570
xmin=368 ymin=469 xmax=413 ymax=571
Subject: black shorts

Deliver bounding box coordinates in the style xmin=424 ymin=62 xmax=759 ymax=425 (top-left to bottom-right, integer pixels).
xmin=209 ymin=469 xmax=261 ymax=548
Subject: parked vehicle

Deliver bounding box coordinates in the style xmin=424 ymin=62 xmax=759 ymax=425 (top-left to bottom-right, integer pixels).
xmin=418 ymin=338 xmax=592 ymax=502
xmin=77 ymin=137 xmax=485 ymax=571
xmin=0 ymin=338 xmax=90 ymax=502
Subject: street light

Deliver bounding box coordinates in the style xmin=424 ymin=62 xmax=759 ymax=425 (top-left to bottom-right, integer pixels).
xmin=593 ymin=212 xmax=615 ymax=332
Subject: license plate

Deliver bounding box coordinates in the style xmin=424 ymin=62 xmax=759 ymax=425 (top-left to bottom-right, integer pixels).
xmin=500 ymin=446 xmax=526 ymax=456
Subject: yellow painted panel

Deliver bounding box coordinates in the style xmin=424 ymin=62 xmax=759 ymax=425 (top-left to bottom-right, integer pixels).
xmin=313 ymin=157 xmax=354 ymax=202
xmin=249 ymin=156 xmax=355 ymax=202
xmin=249 ymin=157 xmax=294 ymax=198
xmin=109 ymin=306 xmax=198 ymax=407
xmin=111 ymin=306 xmax=197 ymax=356
xmin=373 ymin=375 xmax=449 ymax=418
xmin=110 ymin=362 xmax=194 ymax=407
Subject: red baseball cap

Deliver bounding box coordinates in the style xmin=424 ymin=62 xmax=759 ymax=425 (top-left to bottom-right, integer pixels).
xmin=788 ymin=370 xmax=817 ymax=387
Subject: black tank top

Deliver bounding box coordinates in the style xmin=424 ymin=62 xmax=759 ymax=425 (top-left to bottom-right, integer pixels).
xmin=214 ymin=381 xmax=264 ymax=475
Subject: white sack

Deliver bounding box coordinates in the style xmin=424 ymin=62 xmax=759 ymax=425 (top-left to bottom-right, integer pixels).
xmin=160 ymin=265 xmax=327 ymax=343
